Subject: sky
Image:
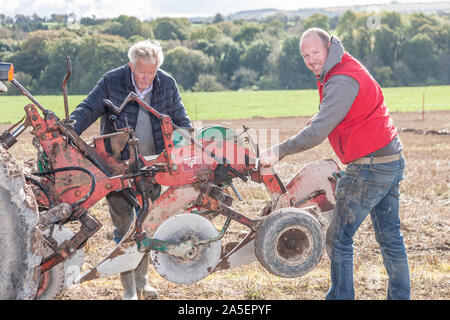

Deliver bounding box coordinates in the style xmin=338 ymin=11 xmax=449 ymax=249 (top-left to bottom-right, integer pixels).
xmin=0 ymin=0 xmax=448 ymax=20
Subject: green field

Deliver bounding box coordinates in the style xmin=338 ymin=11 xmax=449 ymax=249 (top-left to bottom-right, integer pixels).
xmin=0 ymin=85 xmax=449 ymax=123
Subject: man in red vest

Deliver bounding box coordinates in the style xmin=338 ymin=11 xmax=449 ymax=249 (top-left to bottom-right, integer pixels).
xmin=260 ymin=28 xmax=410 ymax=299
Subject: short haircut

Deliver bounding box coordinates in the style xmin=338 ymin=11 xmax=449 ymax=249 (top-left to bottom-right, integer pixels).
xmin=128 ymin=40 xmax=164 ymax=67
xmin=300 ymin=28 xmax=331 ymax=49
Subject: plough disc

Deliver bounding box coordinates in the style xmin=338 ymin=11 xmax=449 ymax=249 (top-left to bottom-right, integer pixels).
xmin=150 ymin=214 xmax=222 ymax=284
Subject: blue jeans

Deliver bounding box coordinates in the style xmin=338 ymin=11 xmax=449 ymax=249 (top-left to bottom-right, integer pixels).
xmin=325 ymin=157 xmax=410 ymax=300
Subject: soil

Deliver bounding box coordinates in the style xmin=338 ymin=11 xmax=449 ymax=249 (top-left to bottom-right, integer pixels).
xmin=2 ymin=110 xmax=449 ymax=300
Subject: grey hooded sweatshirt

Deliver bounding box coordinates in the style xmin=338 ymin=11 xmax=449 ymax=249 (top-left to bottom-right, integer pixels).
xmin=276 ymin=37 xmax=402 ymax=161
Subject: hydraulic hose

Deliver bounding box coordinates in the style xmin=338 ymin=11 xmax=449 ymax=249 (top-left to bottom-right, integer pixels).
xmin=24 ymin=175 xmax=55 ymax=207
xmin=31 ymin=166 xmax=96 ymax=208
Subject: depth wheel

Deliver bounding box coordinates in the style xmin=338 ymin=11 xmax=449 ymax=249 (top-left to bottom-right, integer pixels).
xmin=150 ymin=214 xmax=222 ymax=284
xmin=255 ymin=207 xmax=324 ymax=278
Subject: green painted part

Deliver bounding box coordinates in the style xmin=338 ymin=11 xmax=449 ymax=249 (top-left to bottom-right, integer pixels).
xmin=37 ymin=159 xmax=45 ymax=173
xmin=37 ymin=152 xmax=50 ymax=172
xmin=332 ymin=171 xmax=346 ymax=180
xmin=196 ymin=125 xmax=239 ymax=142
xmin=196 ymin=217 xmax=231 ymax=245
xmin=137 ymin=237 xmax=173 ymax=252
xmin=173 ymin=125 xmax=240 ymax=148
xmin=172 ymin=129 xmax=189 ymax=148
xmin=217 ymin=217 xmax=231 ymax=239
xmin=137 ymin=214 xmax=231 ymax=252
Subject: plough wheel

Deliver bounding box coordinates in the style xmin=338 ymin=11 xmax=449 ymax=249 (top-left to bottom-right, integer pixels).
xmin=150 ymin=214 xmax=222 ymax=284
xmin=255 ymin=208 xmax=324 ymax=278
xmin=0 ymin=146 xmax=43 ymax=299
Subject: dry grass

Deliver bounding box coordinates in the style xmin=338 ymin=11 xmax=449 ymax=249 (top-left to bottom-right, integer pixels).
xmin=3 ymin=110 xmax=449 ymax=300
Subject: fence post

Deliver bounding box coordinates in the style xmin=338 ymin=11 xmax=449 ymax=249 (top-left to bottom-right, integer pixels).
xmin=421 ymin=92 xmax=425 ymax=121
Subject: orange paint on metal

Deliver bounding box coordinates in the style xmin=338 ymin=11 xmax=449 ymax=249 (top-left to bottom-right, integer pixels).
xmin=8 ymin=64 xmax=14 ymax=81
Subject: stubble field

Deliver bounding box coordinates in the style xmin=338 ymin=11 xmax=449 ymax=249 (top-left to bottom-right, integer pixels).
xmin=3 ymin=110 xmax=449 ymax=300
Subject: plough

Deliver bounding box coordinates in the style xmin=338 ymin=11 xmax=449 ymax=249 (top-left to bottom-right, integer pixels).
xmin=0 ymin=59 xmax=340 ymax=299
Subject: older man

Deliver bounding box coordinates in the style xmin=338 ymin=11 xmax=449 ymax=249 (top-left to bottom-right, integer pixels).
xmin=260 ymin=28 xmax=410 ymax=300
xmin=70 ymin=40 xmax=192 ymax=300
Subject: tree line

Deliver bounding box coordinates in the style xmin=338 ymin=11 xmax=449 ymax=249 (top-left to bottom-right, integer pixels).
xmin=0 ymin=11 xmax=449 ymax=95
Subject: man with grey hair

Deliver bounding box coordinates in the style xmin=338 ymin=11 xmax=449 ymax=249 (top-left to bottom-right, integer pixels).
xmin=70 ymin=40 xmax=192 ymax=300
xmin=260 ymin=28 xmax=409 ymax=300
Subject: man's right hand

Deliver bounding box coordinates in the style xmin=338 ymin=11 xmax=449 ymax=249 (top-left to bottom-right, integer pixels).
xmin=259 ymin=147 xmax=280 ymax=168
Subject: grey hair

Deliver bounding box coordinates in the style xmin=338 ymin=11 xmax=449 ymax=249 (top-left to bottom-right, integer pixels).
xmin=300 ymin=28 xmax=331 ymax=49
xmin=128 ymin=40 xmax=164 ymax=67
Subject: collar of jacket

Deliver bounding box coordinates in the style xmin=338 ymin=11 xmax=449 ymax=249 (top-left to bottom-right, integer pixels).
xmin=124 ymin=63 xmax=161 ymax=93
xmin=318 ymin=36 xmax=345 ymax=84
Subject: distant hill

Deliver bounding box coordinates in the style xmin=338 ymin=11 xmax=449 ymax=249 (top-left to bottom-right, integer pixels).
xmin=190 ymin=1 xmax=450 ymax=22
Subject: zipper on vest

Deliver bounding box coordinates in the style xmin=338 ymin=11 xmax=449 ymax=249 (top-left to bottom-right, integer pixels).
xmin=339 ymin=136 xmax=345 ymax=155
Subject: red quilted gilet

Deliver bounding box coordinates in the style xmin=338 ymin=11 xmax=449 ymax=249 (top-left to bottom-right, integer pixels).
xmin=318 ymin=52 xmax=397 ymax=164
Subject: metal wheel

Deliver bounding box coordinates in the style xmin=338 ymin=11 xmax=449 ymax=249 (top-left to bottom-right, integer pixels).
xmin=150 ymin=214 xmax=222 ymax=284
xmin=255 ymin=207 xmax=324 ymax=278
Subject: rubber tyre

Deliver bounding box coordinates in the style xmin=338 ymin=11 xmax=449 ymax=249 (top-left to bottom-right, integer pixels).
xmin=255 ymin=207 xmax=324 ymax=278
xmin=0 ymin=146 xmax=43 ymax=299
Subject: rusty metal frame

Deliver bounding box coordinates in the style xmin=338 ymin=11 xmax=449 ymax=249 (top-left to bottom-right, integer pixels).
xmin=1 ymin=69 xmax=342 ymax=287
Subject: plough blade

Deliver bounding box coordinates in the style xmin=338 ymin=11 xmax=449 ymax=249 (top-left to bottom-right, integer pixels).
xmin=76 ymin=215 xmax=143 ymax=284
xmin=214 ymin=232 xmax=257 ymax=271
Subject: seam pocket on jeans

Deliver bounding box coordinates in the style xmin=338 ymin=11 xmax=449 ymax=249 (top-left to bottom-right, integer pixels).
xmin=389 ymin=184 xmax=400 ymax=199
xmin=362 ymin=181 xmax=390 ymax=208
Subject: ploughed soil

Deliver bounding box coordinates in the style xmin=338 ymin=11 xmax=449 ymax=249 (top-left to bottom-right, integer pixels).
xmin=2 ymin=110 xmax=449 ymax=300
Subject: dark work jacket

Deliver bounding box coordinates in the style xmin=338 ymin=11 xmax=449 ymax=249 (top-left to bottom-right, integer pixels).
xmin=69 ymin=64 xmax=192 ymax=159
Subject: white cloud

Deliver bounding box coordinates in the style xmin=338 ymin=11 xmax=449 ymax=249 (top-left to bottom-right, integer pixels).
xmin=0 ymin=1 xmax=22 ymax=14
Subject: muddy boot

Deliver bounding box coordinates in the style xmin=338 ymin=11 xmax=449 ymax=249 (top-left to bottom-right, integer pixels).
xmin=135 ymin=253 xmax=158 ymax=299
xmin=120 ymin=270 xmax=138 ymax=300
